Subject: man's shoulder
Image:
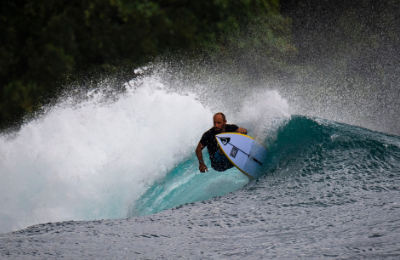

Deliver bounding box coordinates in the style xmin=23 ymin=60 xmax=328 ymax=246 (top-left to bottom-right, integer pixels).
xmin=202 ymin=127 xmax=216 ymax=137
xmin=200 ymin=127 xmax=216 ymax=146
xmin=226 ymin=124 xmax=239 ymax=131
xmin=203 ymin=125 xmax=238 ymax=136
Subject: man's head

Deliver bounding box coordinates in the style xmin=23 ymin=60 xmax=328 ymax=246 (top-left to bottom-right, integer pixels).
xmin=213 ymin=112 xmax=227 ymax=133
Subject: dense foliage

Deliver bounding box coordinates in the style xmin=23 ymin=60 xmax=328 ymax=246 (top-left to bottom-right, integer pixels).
xmin=0 ymin=0 xmax=291 ymax=128
xmin=1 ymin=0 xmax=398 ymax=128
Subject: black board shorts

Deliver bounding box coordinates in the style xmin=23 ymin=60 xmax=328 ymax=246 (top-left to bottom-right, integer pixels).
xmin=210 ymin=151 xmax=234 ymax=172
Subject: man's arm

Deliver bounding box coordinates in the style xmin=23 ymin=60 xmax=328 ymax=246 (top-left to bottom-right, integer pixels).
xmin=195 ymin=142 xmax=208 ymax=173
xmin=237 ymin=127 xmax=247 ymax=135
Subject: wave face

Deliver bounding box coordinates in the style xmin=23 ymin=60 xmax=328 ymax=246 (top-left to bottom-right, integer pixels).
xmin=132 ymin=114 xmax=400 ymax=217
xmin=1 ymin=114 xmax=400 ymax=259
xmin=262 ymin=115 xmax=400 ymax=198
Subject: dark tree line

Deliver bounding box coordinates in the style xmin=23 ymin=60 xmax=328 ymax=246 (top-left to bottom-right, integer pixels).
xmin=1 ymin=0 xmax=399 ymax=129
xmin=0 ymin=0 xmax=290 ymax=128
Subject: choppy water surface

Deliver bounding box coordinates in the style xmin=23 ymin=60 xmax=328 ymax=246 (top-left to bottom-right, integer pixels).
xmin=1 ymin=110 xmax=400 ymax=259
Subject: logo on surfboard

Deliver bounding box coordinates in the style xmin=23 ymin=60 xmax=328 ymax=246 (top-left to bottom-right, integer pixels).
xmin=230 ymin=146 xmax=239 ymax=158
xmin=220 ymin=137 xmax=230 ymax=145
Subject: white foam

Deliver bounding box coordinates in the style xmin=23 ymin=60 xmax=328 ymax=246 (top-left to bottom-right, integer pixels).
xmin=0 ymin=75 xmax=212 ymax=233
xmin=0 ymin=72 xmax=291 ymax=234
xmin=235 ymin=89 xmax=291 ymax=141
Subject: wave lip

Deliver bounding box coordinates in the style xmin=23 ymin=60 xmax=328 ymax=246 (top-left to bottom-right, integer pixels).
xmin=262 ymin=115 xmax=400 ymax=208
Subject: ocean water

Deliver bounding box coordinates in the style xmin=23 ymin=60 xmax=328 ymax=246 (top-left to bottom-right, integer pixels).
xmin=1 ymin=71 xmax=400 ymax=259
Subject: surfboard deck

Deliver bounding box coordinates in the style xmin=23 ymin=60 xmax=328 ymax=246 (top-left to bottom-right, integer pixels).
xmin=216 ymin=133 xmax=268 ymax=178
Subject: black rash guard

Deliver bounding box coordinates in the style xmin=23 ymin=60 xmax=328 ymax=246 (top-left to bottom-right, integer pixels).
xmin=199 ymin=124 xmax=239 ymax=171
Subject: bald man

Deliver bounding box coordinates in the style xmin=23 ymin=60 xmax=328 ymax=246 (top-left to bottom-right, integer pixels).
xmin=195 ymin=113 xmax=247 ymax=172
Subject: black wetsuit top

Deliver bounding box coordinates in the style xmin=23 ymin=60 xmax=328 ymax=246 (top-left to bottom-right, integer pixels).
xmin=199 ymin=124 xmax=239 ymax=171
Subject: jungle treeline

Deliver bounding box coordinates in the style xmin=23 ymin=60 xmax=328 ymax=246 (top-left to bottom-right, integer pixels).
xmin=1 ymin=0 xmax=399 ymax=129
xmin=1 ymin=0 xmax=293 ymax=128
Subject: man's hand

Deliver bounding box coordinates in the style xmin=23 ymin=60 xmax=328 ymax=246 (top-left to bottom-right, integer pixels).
xmin=199 ymin=162 xmax=208 ymax=173
xmin=196 ymin=142 xmax=208 ymax=173
xmin=237 ymin=127 xmax=247 ymax=135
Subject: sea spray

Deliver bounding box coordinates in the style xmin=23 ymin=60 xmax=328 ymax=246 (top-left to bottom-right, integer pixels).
xmin=1 ymin=59 xmax=397 ymax=235
xmin=0 ymin=76 xmax=212 ymax=233
xmin=0 ymin=71 xmax=291 ymax=234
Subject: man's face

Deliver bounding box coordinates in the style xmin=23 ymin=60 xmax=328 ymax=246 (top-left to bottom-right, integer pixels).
xmin=213 ymin=114 xmax=226 ymax=133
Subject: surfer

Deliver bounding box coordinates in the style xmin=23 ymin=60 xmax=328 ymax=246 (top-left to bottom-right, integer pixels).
xmin=196 ymin=112 xmax=247 ymax=172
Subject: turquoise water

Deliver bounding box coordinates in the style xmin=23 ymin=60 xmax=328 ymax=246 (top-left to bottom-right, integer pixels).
xmin=2 ymin=114 xmax=400 ymax=259
xmin=130 ymin=150 xmax=249 ymax=217
xmin=132 ymin=115 xmax=400 ymax=218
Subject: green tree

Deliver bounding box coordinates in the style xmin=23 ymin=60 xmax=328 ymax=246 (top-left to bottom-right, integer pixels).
xmin=0 ymin=0 xmax=294 ymax=128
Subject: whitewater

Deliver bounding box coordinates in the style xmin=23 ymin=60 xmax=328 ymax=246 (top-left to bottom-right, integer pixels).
xmin=1 ymin=67 xmax=400 ymax=259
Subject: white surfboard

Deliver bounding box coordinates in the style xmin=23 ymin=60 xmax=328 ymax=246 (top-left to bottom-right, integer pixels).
xmin=215 ymin=133 xmax=268 ymax=178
